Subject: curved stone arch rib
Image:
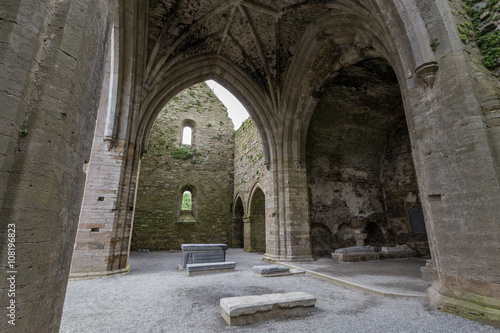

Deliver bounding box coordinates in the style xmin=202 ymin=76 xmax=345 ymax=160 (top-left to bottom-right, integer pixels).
xmin=233 ymin=192 xmax=247 ymax=217
xmin=247 ymin=182 xmax=265 ymax=214
xmin=136 ymin=54 xmax=277 ymax=167
xmin=237 ymin=4 xmax=278 ymax=112
xmin=146 ymin=1 xmax=235 ymax=85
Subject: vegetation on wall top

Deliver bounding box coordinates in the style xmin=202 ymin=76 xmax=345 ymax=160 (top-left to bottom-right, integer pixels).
xmin=462 ymin=0 xmax=500 ymax=70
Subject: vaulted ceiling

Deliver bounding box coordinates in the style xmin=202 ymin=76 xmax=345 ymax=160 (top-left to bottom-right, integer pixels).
xmin=144 ymin=1 xmax=386 ymax=101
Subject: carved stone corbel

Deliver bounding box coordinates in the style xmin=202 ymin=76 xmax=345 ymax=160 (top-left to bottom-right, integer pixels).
xmin=415 ymin=61 xmax=439 ymax=88
xmin=104 ymin=136 xmax=116 ymax=151
xmin=293 ymin=159 xmax=302 ymax=169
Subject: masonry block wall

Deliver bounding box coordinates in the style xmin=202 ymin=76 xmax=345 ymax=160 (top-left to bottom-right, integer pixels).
xmin=0 ymin=1 xmax=113 ymax=331
xmin=306 ymin=58 xmax=429 ymax=257
xmin=234 ymin=118 xmax=268 ymax=251
xmin=132 ymin=83 xmax=235 ymax=250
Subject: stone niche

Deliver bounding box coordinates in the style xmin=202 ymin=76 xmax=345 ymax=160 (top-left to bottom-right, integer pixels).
xmin=306 ymin=58 xmax=430 ymax=257
xmin=132 ymin=82 xmax=235 ymax=250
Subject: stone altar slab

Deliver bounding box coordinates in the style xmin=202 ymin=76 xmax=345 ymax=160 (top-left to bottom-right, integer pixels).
xmin=180 ymin=243 xmax=228 ymax=269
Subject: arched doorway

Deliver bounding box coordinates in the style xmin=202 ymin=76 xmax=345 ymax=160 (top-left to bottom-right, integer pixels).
xmin=249 ymin=187 xmax=266 ymax=252
xmin=232 ymin=196 xmax=245 ymax=248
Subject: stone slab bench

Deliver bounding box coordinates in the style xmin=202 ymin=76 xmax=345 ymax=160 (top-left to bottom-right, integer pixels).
xmin=252 ymin=265 xmax=290 ymax=276
xmin=186 ymin=262 xmax=235 ymax=276
xmin=332 ymin=245 xmax=379 ymax=262
xmin=220 ymin=292 xmax=316 ymax=326
xmin=180 ymin=243 xmax=228 ymax=269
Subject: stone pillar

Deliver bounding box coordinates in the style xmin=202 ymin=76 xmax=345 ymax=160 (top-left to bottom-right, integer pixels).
xmin=231 ymin=216 xmax=244 ymax=248
xmin=69 ymin=22 xmax=130 ymax=278
xmin=0 ymin=1 xmax=113 ymax=331
xmin=281 ymin=159 xmax=314 ymax=261
xmin=263 ymin=148 xmax=313 ymax=261
xmin=404 ymin=33 xmax=500 ymax=325
xmin=243 ymin=216 xmax=251 ymax=251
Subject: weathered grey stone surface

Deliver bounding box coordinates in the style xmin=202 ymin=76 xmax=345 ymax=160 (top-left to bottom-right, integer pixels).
xmin=332 ymin=252 xmax=380 ymax=263
xmin=335 ymin=246 xmax=376 ymax=253
xmin=421 ymin=260 xmax=438 ymax=282
xmin=180 ymin=243 xmax=228 ymax=268
xmin=306 ymin=58 xmax=429 ymax=257
xmin=234 ymin=119 xmax=268 ymax=252
xmin=0 ymin=1 xmax=114 ymax=331
xmin=186 ymin=261 xmax=236 ymax=276
xmin=220 ymin=292 xmax=316 ymax=326
xmin=380 ymin=245 xmax=417 ymax=258
xmin=252 ymin=265 xmax=290 ymax=275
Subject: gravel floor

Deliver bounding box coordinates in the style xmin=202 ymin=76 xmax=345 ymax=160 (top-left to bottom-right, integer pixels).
xmin=60 ymin=249 xmax=500 ymax=333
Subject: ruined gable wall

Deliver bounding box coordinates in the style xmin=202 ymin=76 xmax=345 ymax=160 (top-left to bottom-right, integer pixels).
xmin=132 ymin=82 xmax=234 ymax=250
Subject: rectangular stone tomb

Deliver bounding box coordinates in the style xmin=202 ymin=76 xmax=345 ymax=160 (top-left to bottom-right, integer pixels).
xmin=332 ymin=246 xmax=379 ymax=262
xmin=252 ymin=265 xmax=290 ymax=276
xmin=220 ymin=292 xmax=316 ymax=326
xmin=186 ymin=262 xmax=236 ymax=276
xmin=180 ymin=243 xmax=228 ymax=269
xmin=379 ymin=245 xmax=416 ymax=258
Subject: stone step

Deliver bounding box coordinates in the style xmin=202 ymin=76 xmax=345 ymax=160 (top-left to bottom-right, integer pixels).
xmin=186 ymin=261 xmax=236 ymax=276
xmin=220 ymin=292 xmax=316 ymax=326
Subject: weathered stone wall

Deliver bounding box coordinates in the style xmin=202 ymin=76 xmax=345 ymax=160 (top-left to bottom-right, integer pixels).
xmin=70 ymin=23 xmax=127 ymax=277
xmin=233 ymin=118 xmax=268 ymax=251
xmin=234 ymin=118 xmax=267 ymax=199
xmin=306 ymin=58 xmax=429 ymax=257
xmin=0 ymin=1 xmax=113 ymax=331
xmin=132 ymin=82 xmax=235 ymax=250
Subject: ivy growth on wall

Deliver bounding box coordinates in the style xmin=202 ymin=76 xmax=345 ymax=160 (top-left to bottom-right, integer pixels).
xmin=171 ymin=145 xmax=200 ymax=160
xmin=462 ymin=0 xmax=500 ymax=69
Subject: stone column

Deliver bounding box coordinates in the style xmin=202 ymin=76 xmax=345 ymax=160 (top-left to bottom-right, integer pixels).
xmin=0 ymin=1 xmax=114 ymax=331
xmin=243 ymin=216 xmax=251 ymax=251
xmin=263 ymin=145 xmax=313 ymax=261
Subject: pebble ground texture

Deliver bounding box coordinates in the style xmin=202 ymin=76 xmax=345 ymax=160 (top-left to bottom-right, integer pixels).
xmin=60 ymin=249 xmax=500 ymax=333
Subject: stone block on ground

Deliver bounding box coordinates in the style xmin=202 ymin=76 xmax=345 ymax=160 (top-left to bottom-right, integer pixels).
xmin=379 ymin=244 xmax=416 ymax=258
xmin=252 ymin=265 xmax=290 ymax=276
xmin=334 ymin=245 xmax=375 ymax=253
xmin=332 ymin=252 xmax=380 ymax=262
xmin=220 ymin=292 xmax=316 ymax=326
xmin=332 ymin=245 xmax=379 ymax=262
xmin=180 ymin=243 xmax=228 ymax=269
xmin=186 ymin=261 xmax=236 ymax=276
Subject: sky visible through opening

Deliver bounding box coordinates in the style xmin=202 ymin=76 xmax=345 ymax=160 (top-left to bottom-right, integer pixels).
xmin=206 ymin=80 xmax=249 ymax=129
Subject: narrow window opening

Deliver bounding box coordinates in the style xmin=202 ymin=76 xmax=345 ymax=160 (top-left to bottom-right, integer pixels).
xmin=182 ymin=127 xmax=192 ymax=145
xmin=182 ymin=191 xmax=192 ymax=211
xmin=91 ymin=228 xmax=100 ymax=232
